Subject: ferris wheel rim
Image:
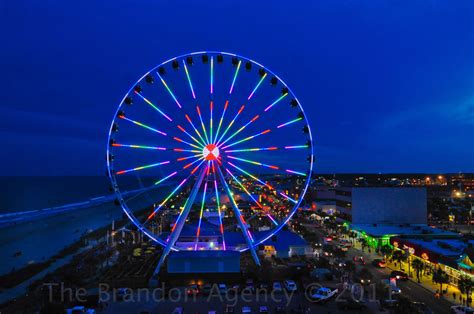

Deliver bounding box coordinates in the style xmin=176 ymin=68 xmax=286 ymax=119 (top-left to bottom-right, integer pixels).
xmin=106 ymin=51 xmax=315 ymax=252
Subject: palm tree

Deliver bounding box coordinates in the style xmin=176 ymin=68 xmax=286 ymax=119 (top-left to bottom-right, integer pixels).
xmin=459 ymin=276 xmax=474 ymax=306
xmin=432 ymin=268 xmax=449 ymax=296
xmin=411 ymin=259 xmax=424 ymax=283
xmin=392 ymin=250 xmax=407 ymax=270
xmin=359 ymin=238 xmax=368 ymax=252
xmin=380 ymin=244 xmax=393 ymax=260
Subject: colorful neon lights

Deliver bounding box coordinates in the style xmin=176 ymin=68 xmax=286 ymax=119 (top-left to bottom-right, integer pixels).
xmin=185 ymin=114 xmax=207 ymax=145
xmin=196 ymin=106 xmax=210 ymax=144
xmin=210 ymin=56 xmax=214 ymax=95
xmin=182 ymin=60 xmax=196 ymax=99
xmin=154 ymin=171 xmax=178 ymax=185
xmin=224 ymin=147 xmax=277 ymax=153
xmin=218 ymin=115 xmax=259 ymax=147
xmin=220 ymin=129 xmax=271 ymax=150
xmin=286 ymin=169 xmax=307 ymax=176
xmin=248 ymin=73 xmax=267 ymax=100
xmin=215 ymin=105 xmax=245 ymax=145
xmin=112 ymin=143 xmax=166 ymax=150
xmin=134 ymin=91 xmax=173 ymax=121
xmin=229 ymin=60 xmax=241 ymax=94
xmin=119 ymin=115 xmax=167 ymax=136
xmin=156 ymin=72 xmax=182 ymax=108
xmin=264 ymin=93 xmax=288 ymax=112
xmin=284 ymin=145 xmax=309 ymax=149
xmin=277 ymin=117 xmax=303 ymax=129
xmin=116 ymin=160 xmax=170 ymax=175
xmin=227 ymin=155 xmax=279 ymax=170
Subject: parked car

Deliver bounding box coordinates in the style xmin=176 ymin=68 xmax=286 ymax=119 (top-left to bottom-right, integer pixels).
xmin=372 ymin=259 xmax=386 ymax=268
xmin=336 ymin=299 xmax=367 ymax=310
xmin=284 ymin=280 xmax=297 ymax=292
xmin=390 ymin=270 xmax=408 ymax=280
xmin=242 ymin=306 xmax=252 ymax=314
xmin=273 ymin=281 xmax=283 ymax=292
xmin=308 ymin=287 xmax=338 ymax=303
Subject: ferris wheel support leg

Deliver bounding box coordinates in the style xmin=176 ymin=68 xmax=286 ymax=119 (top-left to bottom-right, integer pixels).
xmin=154 ymin=166 xmax=207 ymax=276
xmin=216 ymin=165 xmax=261 ymax=267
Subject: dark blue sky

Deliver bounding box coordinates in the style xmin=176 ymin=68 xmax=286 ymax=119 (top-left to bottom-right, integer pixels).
xmin=2 ymin=0 xmax=473 ymax=175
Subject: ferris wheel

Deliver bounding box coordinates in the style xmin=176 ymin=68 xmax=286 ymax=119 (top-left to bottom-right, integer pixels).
xmin=107 ymin=52 xmax=314 ymax=267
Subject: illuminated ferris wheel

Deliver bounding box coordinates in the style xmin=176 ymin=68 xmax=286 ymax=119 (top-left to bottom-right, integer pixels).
xmin=107 ymin=52 xmax=314 ymax=267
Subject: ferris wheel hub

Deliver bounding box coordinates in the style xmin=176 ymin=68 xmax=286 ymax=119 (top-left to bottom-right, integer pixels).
xmin=203 ymin=144 xmax=220 ymax=161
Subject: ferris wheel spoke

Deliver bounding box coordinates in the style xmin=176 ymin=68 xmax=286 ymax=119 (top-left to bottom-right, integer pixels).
xmin=219 ymin=129 xmax=271 ymax=150
xmin=182 ymin=60 xmax=196 ymax=99
xmin=264 ymin=92 xmax=289 ymax=112
xmin=226 ymin=161 xmax=298 ymax=204
xmin=226 ymin=155 xmax=279 ymax=170
xmin=156 ymin=166 xmax=207 ymax=270
xmin=213 ymin=100 xmax=229 ymax=145
xmin=177 ymin=125 xmax=206 ymax=147
xmin=177 ymin=154 xmax=202 ymax=162
xmin=223 ymin=147 xmax=278 ymax=153
xmin=173 ymin=136 xmax=203 ymax=150
xmin=210 ymin=56 xmax=214 ymax=95
xmin=211 ymin=160 xmax=226 ymax=250
xmin=209 ymin=101 xmax=214 ymax=143
xmin=215 ymin=105 xmax=245 ymax=146
xmin=145 ymin=161 xmax=205 ymax=223
xmin=222 ymin=143 xmax=311 ymax=156
xmin=227 ymin=155 xmax=307 ymax=177
xmin=134 ymin=91 xmax=173 ymax=122
xmin=225 ymin=167 xmax=279 ymax=226
xmin=229 ymin=60 xmax=242 ymax=95
xmin=196 ymin=105 xmax=210 ymax=144
xmin=276 ymin=117 xmax=303 ymax=129
xmin=248 ymin=72 xmax=267 ymax=100
xmin=111 ymin=143 xmax=167 ymax=150
xmin=184 ymin=114 xmax=207 ymax=145
xmin=118 ymin=115 xmax=167 ymax=136
xmin=115 ymin=160 xmax=170 ymax=175
xmin=216 ymin=164 xmax=260 ymax=265
xmin=217 ymin=114 xmax=260 ymax=148
xmin=156 ymin=72 xmax=182 ymax=109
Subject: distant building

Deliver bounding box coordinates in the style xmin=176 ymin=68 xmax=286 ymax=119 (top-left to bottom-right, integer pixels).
xmin=336 ymin=187 xmax=427 ymax=225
